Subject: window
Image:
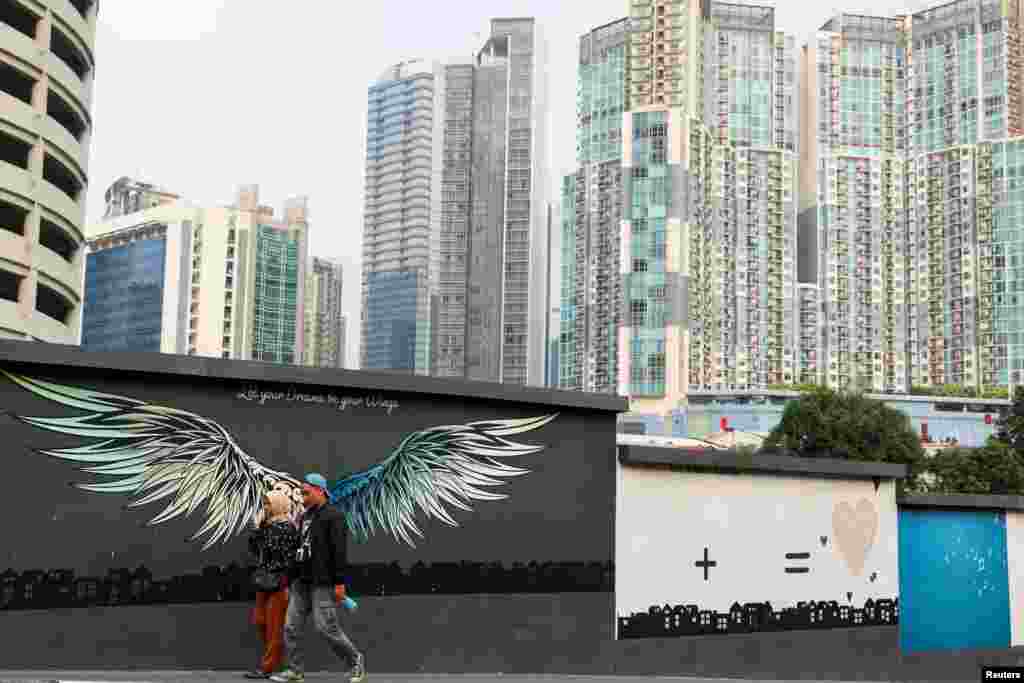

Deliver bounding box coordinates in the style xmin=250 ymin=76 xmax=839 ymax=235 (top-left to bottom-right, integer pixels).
xmin=68 ymin=0 xmax=92 ymax=19
xmin=0 ymin=59 xmax=35 ymax=106
xmin=630 ymin=300 xmax=647 ymax=326
xmin=0 ymin=269 xmax=20 ymax=302
xmin=0 ymin=129 xmax=31 ymax=170
xmin=43 ymin=152 xmax=82 ymax=201
xmin=35 ymin=281 xmax=72 ymax=323
xmin=49 ymin=25 xmax=90 ymax=81
xmin=0 ymin=197 xmax=28 ymax=236
xmin=39 ymin=217 xmax=77 ymax=262
xmin=47 ymin=90 xmax=86 ymax=141
xmin=0 ymin=0 xmax=39 ymax=40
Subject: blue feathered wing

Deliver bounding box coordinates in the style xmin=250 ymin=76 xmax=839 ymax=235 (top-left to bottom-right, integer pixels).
xmin=329 ymin=413 xmax=558 ymax=547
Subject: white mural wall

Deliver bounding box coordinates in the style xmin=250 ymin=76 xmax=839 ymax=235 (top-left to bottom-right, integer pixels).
xmin=615 ymin=462 xmax=900 ymax=637
xmin=1005 ymin=511 xmax=1024 ymax=646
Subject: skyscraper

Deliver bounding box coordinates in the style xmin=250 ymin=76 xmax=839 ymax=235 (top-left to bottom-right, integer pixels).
xmin=560 ymin=18 xmax=628 ymax=394
xmin=690 ymin=4 xmax=800 ymax=392
xmin=339 ymin=313 xmax=348 ymax=370
xmin=0 ymin=0 xmax=99 ymax=344
xmin=610 ymin=0 xmax=1024 ymax=436
xmin=620 ymin=0 xmax=708 ymax=417
xmin=360 ymin=61 xmax=444 ymax=376
xmin=800 ymin=14 xmax=911 ymax=393
xmin=797 ymin=0 xmax=1024 ymax=394
xmin=433 ymin=18 xmax=550 ymax=385
xmin=620 ymin=0 xmax=799 ymax=422
xmin=83 ymin=183 xmax=309 ymax=363
xmin=304 ymin=256 xmax=345 ymax=369
xmin=904 ymin=0 xmax=1024 ymax=391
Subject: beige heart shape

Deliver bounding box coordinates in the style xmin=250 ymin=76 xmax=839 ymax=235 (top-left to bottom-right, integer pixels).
xmin=832 ymin=498 xmax=878 ymax=577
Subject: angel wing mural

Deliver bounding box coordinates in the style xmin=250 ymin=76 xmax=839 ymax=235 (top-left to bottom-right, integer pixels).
xmin=1 ymin=371 xmax=557 ymax=550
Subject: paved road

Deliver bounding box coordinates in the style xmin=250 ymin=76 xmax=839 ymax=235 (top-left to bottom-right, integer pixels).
xmin=0 ymin=673 xmax=923 ymax=683
xmin=0 ymin=674 xmax=903 ymax=683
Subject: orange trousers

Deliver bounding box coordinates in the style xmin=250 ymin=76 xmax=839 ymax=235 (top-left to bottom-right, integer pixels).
xmin=251 ymin=588 xmax=289 ymax=674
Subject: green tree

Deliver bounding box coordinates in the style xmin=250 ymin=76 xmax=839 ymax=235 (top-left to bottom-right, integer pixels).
xmin=995 ymin=386 xmax=1024 ymax=453
xmin=922 ymin=440 xmax=1024 ymax=495
xmin=763 ymin=386 xmax=926 ymax=489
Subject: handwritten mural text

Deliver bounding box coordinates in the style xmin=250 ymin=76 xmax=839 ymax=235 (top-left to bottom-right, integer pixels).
xmin=235 ymin=384 xmax=400 ymax=414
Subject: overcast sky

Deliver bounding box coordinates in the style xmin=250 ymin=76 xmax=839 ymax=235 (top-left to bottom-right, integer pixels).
xmin=84 ymin=0 xmax=921 ymax=369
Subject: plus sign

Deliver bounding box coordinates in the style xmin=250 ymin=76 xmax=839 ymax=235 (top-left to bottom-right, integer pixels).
xmin=695 ymin=547 xmax=717 ymax=581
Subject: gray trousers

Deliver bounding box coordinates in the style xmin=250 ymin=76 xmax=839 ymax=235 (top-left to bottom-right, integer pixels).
xmin=283 ymin=581 xmax=361 ymax=674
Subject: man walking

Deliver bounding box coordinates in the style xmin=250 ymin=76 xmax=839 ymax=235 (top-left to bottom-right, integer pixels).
xmin=271 ymin=473 xmax=366 ymax=683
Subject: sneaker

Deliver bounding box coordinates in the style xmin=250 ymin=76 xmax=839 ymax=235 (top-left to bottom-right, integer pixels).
xmin=244 ymin=672 xmax=271 ymax=679
xmin=349 ymin=653 xmax=366 ymax=682
xmin=269 ymin=671 xmax=304 ymax=683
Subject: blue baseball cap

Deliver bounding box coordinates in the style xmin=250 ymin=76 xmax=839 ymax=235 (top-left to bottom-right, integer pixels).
xmin=304 ymin=473 xmax=329 ymax=492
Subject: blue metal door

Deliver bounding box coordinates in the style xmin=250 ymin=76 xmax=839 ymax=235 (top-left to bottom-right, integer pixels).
xmin=898 ymin=508 xmax=1010 ymax=652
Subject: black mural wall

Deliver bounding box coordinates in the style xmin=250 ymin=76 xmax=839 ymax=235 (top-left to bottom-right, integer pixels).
xmin=0 ymin=343 xmax=619 ymax=615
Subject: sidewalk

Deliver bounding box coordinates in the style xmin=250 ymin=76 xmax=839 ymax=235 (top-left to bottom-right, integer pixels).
xmin=0 ymin=674 xmax=902 ymax=683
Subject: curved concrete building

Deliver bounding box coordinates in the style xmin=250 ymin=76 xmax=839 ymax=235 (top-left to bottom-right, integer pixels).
xmin=0 ymin=0 xmax=97 ymax=343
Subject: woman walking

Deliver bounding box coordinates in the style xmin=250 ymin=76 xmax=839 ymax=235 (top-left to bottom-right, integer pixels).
xmin=245 ymin=489 xmax=301 ymax=679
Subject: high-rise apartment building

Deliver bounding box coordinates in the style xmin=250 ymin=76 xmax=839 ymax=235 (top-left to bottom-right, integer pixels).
xmin=433 ymin=18 xmax=550 ymax=386
xmin=620 ymin=0 xmax=799 ymax=419
xmin=339 ymin=313 xmax=348 ymax=370
xmin=691 ymin=4 xmax=800 ymax=392
xmin=608 ymin=0 xmax=1024 ymax=435
xmin=800 ymin=14 xmax=911 ymax=393
xmin=559 ymin=18 xmax=628 ymax=393
xmin=83 ymin=184 xmax=309 ymax=363
xmin=619 ymin=0 xmax=708 ymax=415
xmin=0 ymin=0 xmax=98 ymax=344
xmin=796 ymin=0 xmax=1024 ymax=394
xmin=304 ymin=256 xmax=345 ymax=369
xmin=360 ymin=61 xmax=444 ymax=376
xmin=796 ymin=283 xmax=824 ymax=384
xmin=904 ymin=0 xmax=1024 ymax=391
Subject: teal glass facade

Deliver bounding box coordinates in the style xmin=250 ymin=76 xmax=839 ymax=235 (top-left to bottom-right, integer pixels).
xmin=979 ymin=139 xmax=1024 ymax=385
xmin=577 ymin=37 xmax=625 ymax=166
xmin=625 ymin=111 xmax=668 ymax=397
xmin=252 ymin=225 xmax=299 ymax=364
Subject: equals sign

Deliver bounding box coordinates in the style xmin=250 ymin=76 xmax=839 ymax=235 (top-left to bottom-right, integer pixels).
xmin=785 ymin=552 xmax=810 ymax=574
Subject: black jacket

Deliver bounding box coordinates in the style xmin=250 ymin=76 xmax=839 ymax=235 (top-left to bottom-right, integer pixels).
xmin=291 ymin=503 xmax=348 ymax=586
xmin=248 ymin=521 xmax=301 ymax=574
